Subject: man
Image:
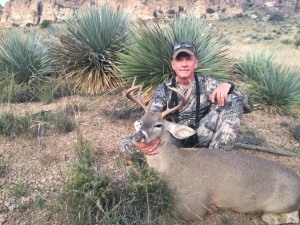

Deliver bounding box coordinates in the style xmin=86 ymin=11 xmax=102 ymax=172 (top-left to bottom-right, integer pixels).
xmin=120 ymin=42 xmax=253 ymax=153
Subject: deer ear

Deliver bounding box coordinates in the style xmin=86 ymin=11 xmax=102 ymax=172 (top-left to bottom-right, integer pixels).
xmin=166 ymin=121 xmax=197 ymax=139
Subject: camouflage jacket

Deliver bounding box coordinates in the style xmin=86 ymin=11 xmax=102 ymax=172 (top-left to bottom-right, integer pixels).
xmin=150 ymin=73 xmax=253 ymax=126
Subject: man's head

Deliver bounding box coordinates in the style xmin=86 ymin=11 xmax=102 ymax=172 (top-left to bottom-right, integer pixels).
xmin=171 ymin=42 xmax=198 ymax=84
xmin=172 ymin=42 xmax=197 ymax=60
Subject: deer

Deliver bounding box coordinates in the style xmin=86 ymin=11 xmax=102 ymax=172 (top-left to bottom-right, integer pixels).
xmin=125 ymin=79 xmax=300 ymax=225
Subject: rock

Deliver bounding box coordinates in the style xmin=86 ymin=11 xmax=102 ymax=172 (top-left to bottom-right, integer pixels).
xmin=0 ymin=0 xmax=299 ymax=28
xmin=294 ymin=125 xmax=300 ymax=140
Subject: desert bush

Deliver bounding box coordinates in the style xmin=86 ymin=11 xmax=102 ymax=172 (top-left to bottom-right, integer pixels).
xmin=206 ymin=8 xmax=215 ymax=14
xmin=58 ymin=140 xmax=177 ymax=225
xmin=268 ymin=12 xmax=284 ymax=22
xmin=51 ymin=5 xmax=128 ymax=94
xmin=0 ymin=76 xmax=71 ymax=103
xmin=280 ymin=38 xmax=293 ymax=45
xmin=235 ymin=51 xmax=300 ymax=114
xmin=0 ymin=31 xmax=53 ymax=84
xmin=40 ymin=19 xmax=52 ymax=29
xmin=30 ymin=77 xmax=72 ymax=103
xmin=118 ymin=16 xmax=230 ymax=96
xmin=294 ymin=38 xmax=300 ymax=48
xmin=0 ymin=111 xmax=32 ymax=136
xmin=53 ymin=110 xmax=76 ymax=133
xmin=0 ymin=77 xmax=36 ymax=103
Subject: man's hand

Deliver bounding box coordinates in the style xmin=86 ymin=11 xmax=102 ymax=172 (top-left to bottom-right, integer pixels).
xmin=210 ymin=83 xmax=232 ymax=107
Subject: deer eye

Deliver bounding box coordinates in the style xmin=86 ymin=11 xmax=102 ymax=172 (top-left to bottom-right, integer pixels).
xmin=155 ymin=124 xmax=163 ymax=128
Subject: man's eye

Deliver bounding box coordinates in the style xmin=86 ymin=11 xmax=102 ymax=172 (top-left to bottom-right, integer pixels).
xmin=155 ymin=124 xmax=163 ymax=128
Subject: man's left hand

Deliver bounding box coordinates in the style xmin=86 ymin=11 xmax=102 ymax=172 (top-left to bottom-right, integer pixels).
xmin=210 ymin=83 xmax=231 ymax=107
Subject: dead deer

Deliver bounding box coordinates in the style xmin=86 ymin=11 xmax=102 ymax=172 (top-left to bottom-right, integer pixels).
xmin=125 ymin=79 xmax=300 ymax=225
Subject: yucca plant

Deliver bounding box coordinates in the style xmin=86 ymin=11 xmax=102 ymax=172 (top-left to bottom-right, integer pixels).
xmin=118 ymin=16 xmax=230 ymax=95
xmin=245 ymin=63 xmax=300 ymax=114
xmin=51 ymin=5 xmax=128 ymax=94
xmin=234 ymin=50 xmax=274 ymax=82
xmin=0 ymin=30 xmax=53 ymax=84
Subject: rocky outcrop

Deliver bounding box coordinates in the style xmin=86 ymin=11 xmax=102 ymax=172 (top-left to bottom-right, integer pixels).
xmin=0 ymin=0 xmax=299 ymax=27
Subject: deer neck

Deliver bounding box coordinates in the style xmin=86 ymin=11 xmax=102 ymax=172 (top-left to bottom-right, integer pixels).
xmin=145 ymin=125 xmax=181 ymax=174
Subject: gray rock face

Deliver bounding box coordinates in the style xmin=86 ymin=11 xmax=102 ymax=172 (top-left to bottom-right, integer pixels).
xmin=0 ymin=0 xmax=299 ymax=27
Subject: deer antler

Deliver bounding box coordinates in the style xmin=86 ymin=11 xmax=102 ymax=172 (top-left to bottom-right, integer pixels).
xmin=161 ymin=82 xmax=193 ymax=118
xmin=125 ymin=77 xmax=148 ymax=111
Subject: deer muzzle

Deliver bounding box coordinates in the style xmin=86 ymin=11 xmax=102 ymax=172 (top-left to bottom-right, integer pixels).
xmin=133 ymin=131 xmax=146 ymax=143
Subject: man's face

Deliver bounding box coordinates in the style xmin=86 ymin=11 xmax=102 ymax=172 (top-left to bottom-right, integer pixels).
xmin=171 ymin=53 xmax=198 ymax=81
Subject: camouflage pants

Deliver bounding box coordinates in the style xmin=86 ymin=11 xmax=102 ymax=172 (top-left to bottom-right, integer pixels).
xmin=196 ymin=94 xmax=243 ymax=150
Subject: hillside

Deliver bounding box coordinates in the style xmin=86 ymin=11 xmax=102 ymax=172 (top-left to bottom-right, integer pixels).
xmin=0 ymin=0 xmax=300 ymax=27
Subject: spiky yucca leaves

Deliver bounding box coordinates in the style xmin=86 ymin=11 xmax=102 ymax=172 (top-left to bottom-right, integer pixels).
xmin=118 ymin=16 xmax=229 ymax=95
xmin=52 ymin=6 xmax=128 ymax=94
xmin=246 ymin=64 xmax=300 ymax=114
xmin=236 ymin=51 xmax=300 ymax=114
xmin=0 ymin=31 xmax=53 ymax=84
xmin=234 ymin=50 xmax=274 ymax=82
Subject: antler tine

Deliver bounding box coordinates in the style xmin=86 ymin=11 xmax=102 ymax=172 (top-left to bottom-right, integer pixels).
xmin=161 ymin=83 xmax=193 ymax=118
xmin=125 ymin=78 xmax=148 ymax=111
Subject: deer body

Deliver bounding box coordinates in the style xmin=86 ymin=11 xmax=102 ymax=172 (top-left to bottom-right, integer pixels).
xmin=126 ymin=79 xmax=300 ymax=224
xmin=134 ymin=113 xmax=300 ymax=223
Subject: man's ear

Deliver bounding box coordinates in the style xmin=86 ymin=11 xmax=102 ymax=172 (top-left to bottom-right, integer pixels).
xmin=165 ymin=121 xmax=196 ymax=139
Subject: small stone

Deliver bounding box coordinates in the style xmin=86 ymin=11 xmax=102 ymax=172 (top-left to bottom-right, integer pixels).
xmin=294 ymin=125 xmax=300 ymax=140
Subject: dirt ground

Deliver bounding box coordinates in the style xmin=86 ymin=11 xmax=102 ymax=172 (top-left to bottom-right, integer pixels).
xmin=0 ymin=90 xmax=299 ymax=225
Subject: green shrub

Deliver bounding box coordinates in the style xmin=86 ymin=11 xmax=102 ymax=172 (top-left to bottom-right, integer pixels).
xmin=40 ymin=19 xmax=52 ymax=29
xmin=281 ymin=39 xmax=292 ymax=45
xmin=0 ymin=77 xmax=36 ymax=103
xmin=0 ymin=31 xmax=54 ymax=84
xmin=168 ymin=9 xmax=176 ymax=14
xmin=53 ymin=110 xmax=76 ymax=133
xmin=0 ymin=76 xmax=71 ymax=103
xmin=9 ymin=180 xmax=29 ymax=197
xmin=51 ymin=5 xmax=128 ymax=94
xmin=294 ymin=38 xmax=300 ymax=48
xmin=0 ymin=111 xmax=32 ymax=136
xmin=206 ymin=8 xmax=215 ymax=14
xmin=268 ymin=12 xmax=284 ymax=22
xmin=118 ymin=16 xmax=230 ymax=95
xmin=30 ymin=77 xmax=72 ymax=103
xmin=12 ymin=23 xmax=19 ymax=27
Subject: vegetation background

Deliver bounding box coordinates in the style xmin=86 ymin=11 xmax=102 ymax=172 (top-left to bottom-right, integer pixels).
xmin=0 ymin=4 xmax=300 ymax=225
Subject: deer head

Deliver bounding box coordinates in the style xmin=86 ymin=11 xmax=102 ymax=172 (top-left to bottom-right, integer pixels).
xmin=126 ymin=78 xmax=196 ymax=145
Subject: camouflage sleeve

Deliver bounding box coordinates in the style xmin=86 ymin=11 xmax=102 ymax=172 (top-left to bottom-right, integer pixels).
xmin=149 ymin=83 xmax=168 ymax=112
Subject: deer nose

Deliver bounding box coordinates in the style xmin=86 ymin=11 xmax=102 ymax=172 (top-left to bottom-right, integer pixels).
xmin=134 ymin=131 xmax=146 ymax=143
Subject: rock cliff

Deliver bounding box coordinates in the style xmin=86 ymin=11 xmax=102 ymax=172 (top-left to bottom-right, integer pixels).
xmin=0 ymin=0 xmax=299 ymax=27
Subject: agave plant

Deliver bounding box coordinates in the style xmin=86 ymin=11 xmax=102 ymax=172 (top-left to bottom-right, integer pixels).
xmin=51 ymin=5 xmax=128 ymax=94
xmin=118 ymin=16 xmax=230 ymax=95
xmin=0 ymin=30 xmax=53 ymax=84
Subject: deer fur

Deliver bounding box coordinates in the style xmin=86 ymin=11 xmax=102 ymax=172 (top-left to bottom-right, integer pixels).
xmin=133 ymin=112 xmax=300 ymax=224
